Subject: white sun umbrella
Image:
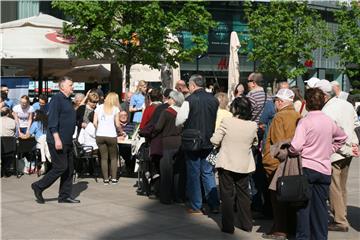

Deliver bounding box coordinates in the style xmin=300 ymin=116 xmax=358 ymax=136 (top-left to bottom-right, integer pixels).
xmin=17 ymin=64 xmax=111 ymax=83
xmin=0 ymin=13 xmax=71 ymax=59
xmin=228 ymin=31 xmax=241 ymax=103
xmin=0 ymin=13 xmax=111 ymax=91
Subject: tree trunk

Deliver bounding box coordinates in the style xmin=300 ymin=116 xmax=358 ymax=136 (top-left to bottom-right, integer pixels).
xmin=110 ymin=62 xmax=123 ymax=98
xmin=125 ymin=63 xmax=131 ymax=90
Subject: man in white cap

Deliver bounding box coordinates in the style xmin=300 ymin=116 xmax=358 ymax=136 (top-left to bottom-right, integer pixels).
xmin=262 ymin=88 xmax=301 ymax=240
xmin=314 ymin=79 xmax=359 ymax=232
xmin=304 ymin=77 xmax=320 ymax=89
xmin=330 ymin=80 xmax=355 ymax=106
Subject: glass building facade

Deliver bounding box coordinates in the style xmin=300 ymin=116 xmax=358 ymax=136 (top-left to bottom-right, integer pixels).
xmin=178 ymin=1 xmax=351 ymax=92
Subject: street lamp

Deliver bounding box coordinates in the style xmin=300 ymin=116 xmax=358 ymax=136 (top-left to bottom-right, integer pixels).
xmin=196 ymin=54 xmax=207 ymax=73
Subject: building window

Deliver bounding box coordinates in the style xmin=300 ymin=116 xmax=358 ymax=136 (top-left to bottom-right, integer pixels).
xmin=18 ymin=0 xmax=39 ymax=19
xmin=1 ymin=1 xmax=17 ymax=23
xmin=39 ymin=1 xmax=66 ymax=20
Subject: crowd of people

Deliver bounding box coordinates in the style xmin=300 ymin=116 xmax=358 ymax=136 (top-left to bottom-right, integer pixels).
xmin=1 ymin=72 xmax=359 ymax=239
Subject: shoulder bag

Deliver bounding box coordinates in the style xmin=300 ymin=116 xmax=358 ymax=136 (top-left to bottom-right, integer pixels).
xmin=354 ymin=126 xmax=360 ymax=143
xmin=276 ymin=156 xmax=310 ymax=203
xmin=181 ymin=129 xmax=202 ymax=151
xmin=299 ymin=101 xmax=306 ymax=115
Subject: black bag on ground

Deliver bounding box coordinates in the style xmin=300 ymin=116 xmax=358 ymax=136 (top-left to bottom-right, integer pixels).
xmin=276 ymin=156 xmax=310 ymax=203
xmin=181 ymin=129 xmax=202 ymax=151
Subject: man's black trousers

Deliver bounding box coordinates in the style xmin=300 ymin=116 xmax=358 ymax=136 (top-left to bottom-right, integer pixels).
xmin=34 ymin=143 xmax=74 ymax=200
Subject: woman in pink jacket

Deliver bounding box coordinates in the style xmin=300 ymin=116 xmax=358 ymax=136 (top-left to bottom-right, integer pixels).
xmin=289 ymin=88 xmax=347 ymax=240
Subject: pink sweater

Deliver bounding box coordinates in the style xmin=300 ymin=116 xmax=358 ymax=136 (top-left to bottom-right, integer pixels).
xmin=289 ymin=111 xmax=347 ymax=175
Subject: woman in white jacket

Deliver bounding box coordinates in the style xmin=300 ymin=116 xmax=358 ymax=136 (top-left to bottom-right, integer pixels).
xmin=211 ymin=96 xmax=258 ymax=234
xmin=78 ymin=111 xmax=98 ymax=151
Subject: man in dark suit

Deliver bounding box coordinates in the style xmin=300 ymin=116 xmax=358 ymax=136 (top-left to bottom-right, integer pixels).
xmin=181 ymin=74 xmax=220 ymax=214
xmin=31 ymin=76 xmax=79 ymax=204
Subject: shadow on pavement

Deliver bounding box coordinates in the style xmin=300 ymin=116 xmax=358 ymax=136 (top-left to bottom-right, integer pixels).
xmin=97 ymin=199 xmax=239 ymax=240
xmin=97 ymin=188 xmax=272 ymax=240
xmin=72 ymin=181 xmax=88 ymax=199
xmin=253 ymin=218 xmax=272 ymax=234
xmin=43 ymin=197 xmax=59 ymax=202
xmin=206 ymin=208 xmax=272 ymax=235
xmin=347 ymin=205 xmax=360 ymax=232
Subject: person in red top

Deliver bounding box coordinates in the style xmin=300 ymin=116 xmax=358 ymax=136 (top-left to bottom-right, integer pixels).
xmin=139 ymin=89 xmax=162 ymax=130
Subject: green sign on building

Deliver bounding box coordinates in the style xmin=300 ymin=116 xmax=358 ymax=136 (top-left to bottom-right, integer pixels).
xmin=177 ymin=11 xmax=253 ymax=54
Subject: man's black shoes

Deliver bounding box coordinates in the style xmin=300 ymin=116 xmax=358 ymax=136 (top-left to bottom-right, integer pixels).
xmin=30 ymin=183 xmax=80 ymax=204
xmin=58 ymin=197 xmax=80 ymax=203
xmin=31 ymin=183 xmax=45 ymax=204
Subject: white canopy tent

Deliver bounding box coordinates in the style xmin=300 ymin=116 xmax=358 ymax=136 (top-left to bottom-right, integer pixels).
xmin=52 ymin=64 xmax=111 ymax=83
xmin=17 ymin=64 xmax=111 ymax=83
xmin=0 ymin=13 xmax=72 ymax=60
xmin=0 ymin=13 xmax=111 ymax=91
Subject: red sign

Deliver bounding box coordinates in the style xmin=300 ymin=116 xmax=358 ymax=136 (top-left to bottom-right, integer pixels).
xmin=45 ymin=31 xmax=74 ymax=44
xmin=217 ymin=57 xmax=228 ymax=70
xmin=35 ymin=88 xmax=52 ymax=93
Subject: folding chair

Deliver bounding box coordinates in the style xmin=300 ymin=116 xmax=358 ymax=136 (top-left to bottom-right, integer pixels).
xmin=1 ymin=136 xmax=17 ymax=177
xmin=135 ymin=142 xmax=152 ymax=196
xmin=16 ymin=138 xmax=39 ymax=177
xmin=130 ymin=126 xmax=152 ymax=196
xmin=72 ymin=139 xmax=99 ymax=183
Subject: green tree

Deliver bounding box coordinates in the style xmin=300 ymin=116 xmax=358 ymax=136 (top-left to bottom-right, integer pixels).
xmin=243 ymin=1 xmax=330 ymax=80
xmin=333 ymin=1 xmax=360 ymax=80
xmin=52 ymin=1 xmax=215 ymax=90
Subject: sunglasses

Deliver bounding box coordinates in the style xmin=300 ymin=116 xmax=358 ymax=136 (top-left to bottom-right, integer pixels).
xmin=90 ymin=100 xmax=98 ymax=104
xmin=247 ymin=80 xmax=254 ymax=83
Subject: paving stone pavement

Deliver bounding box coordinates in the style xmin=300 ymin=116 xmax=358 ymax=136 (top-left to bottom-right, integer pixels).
xmin=1 ymin=159 xmax=359 ymax=240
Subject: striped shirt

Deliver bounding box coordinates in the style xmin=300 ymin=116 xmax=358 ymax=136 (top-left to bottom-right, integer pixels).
xmin=246 ymin=87 xmax=266 ymax=124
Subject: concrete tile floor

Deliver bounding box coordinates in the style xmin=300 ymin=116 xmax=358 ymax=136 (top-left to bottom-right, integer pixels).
xmin=1 ymin=158 xmax=359 ymax=240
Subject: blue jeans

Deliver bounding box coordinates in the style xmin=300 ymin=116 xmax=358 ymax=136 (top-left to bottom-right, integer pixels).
xmin=19 ymin=127 xmax=28 ymax=134
xmin=185 ymin=150 xmax=219 ymax=210
xmin=16 ymin=127 xmax=28 ymax=137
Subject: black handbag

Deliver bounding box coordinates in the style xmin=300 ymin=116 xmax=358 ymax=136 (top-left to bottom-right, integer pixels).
xmin=354 ymin=126 xmax=360 ymax=143
xmin=276 ymin=156 xmax=310 ymax=203
xmin=206 ymin=147 xmax=219 ymax=166
xmin=181 ymin=129 xmax=202 ymax=151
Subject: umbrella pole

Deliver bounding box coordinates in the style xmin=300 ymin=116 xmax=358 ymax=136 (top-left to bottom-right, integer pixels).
xmin=38 ymin=59 xmax=43 ymax=95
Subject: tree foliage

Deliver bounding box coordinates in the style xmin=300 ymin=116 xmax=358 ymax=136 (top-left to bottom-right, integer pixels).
xmin=244 ymin=1 xmax=330 ymax=80
xmin=52 ymin=0 xmax=215 ymax=87
xmin=333 ymin=1 xmax=360 ymax=79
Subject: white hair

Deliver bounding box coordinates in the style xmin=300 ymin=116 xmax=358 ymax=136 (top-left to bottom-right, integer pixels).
xmin=59 ymin=76 xmax=72 ymax=89
xmin=169 ymin=90 xmax=185 ymax=107
xmin=74 ymin=93 xmax=85 ymax=101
